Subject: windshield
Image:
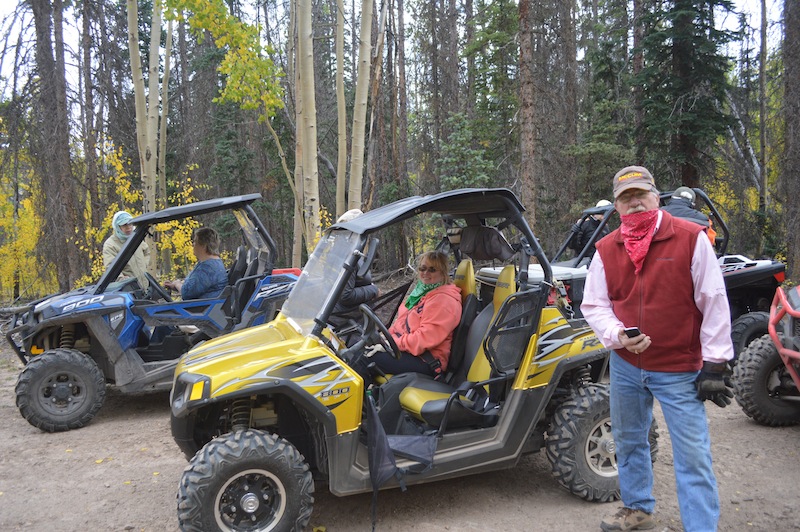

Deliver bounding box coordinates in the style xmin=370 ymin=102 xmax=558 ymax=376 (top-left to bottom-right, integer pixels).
xmin=233 ymin=208 xmax=268 ymax=253
xmin=281 ymin=229 xmax=361 ymax=335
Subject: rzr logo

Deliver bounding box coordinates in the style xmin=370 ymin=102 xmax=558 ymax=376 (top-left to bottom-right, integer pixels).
xmin=582 ymin=336 xmax=602 ymax=349
xmin=721 ymin=263 xmax=751 ymax=273
xmin=253 ymin=284 xmax=288 ymax=301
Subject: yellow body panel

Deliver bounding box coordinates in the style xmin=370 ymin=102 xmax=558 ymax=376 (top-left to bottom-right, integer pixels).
xmin=516 ymin=307 xmax=606 ymax=389
xmin=175 ymin=316 xmax=365 ymax=434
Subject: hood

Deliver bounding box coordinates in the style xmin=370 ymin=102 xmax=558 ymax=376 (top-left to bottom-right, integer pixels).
xmin=32 ymin=286 xmax=128 ymax=320
xmin=429 ymin=283 xmax=463 ymax=302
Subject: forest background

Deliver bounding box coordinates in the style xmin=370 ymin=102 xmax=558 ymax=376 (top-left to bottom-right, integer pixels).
xmin=0 ymin=0 xmax=797 ymax=303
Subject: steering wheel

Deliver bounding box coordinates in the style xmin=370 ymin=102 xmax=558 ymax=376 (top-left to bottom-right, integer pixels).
xmin=358 ymin=304 xmax=401 ymax=360
xmin=144 ymin=272 xmax=173 ymax=302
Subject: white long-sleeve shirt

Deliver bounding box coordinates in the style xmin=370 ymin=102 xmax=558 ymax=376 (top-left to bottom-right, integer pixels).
xmin=582 ymin=218 xmax=733 ymax=364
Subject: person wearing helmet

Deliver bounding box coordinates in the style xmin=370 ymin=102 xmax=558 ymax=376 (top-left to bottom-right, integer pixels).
xmin=328 ymin=209 xmax=380 ymax=343
xmin=567 ymin=199 xmax=613 ymax=258
xmin=662 ymin=187 xmax=717 ymax=246
xmin=102 ymin=210 xmax=150 ymax=290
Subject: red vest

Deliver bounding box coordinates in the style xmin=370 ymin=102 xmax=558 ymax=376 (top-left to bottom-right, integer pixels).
xmin=596 ymin=211 xmax=705 ymax=372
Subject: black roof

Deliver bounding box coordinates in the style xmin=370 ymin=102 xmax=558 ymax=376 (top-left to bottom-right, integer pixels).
xmin=129 ymin=194 xmax=262 ymax=226
xmin=332 ymin=188 xmax=526 ymax=234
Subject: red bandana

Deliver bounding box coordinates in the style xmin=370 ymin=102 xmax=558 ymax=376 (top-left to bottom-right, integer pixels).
xmin=620 ymin=210 xmax=659 ymax=274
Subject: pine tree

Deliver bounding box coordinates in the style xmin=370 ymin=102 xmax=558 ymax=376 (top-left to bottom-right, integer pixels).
xmin=637 ymin=0 xmax=736 ymax=188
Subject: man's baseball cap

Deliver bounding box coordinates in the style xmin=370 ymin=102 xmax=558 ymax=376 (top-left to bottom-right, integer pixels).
xmin=612 ymin=166 xmax=657 ymax=199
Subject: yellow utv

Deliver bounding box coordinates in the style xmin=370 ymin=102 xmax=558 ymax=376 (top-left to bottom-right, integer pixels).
xmin=169 ymin=188 xmax=657 ymax=531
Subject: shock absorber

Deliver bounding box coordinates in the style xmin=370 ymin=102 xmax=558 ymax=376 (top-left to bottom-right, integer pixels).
xmin=572 ymin=366 xmax=591 ymax=389
xmin=60 ymin=324 xmax=76 ymax=349
xmin=230 ymin=398 xmax=252 ymax=432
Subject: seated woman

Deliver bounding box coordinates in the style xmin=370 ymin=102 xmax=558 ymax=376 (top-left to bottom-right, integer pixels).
xmin=369 ymin=251 xmax=462 ymax=378
xmin=165 ymin=227 xmax=227 ymax=300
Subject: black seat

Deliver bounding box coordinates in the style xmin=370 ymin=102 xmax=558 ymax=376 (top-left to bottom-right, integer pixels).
xmin=227 ymin=245 xmax=248 ymax=286
xmin=445 ymin=259 xmax=480 ymax=383
xmin=231 ymin=252 xmax=259 ymax=322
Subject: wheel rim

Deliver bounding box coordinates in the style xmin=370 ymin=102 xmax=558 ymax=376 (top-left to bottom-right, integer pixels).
xmin=214 ymin=468 xmax=287 ymax=532
xmin=584 ymin=417 xmax=618 ymax=477
xmin=38 ymin=370 xmax=89 ymax=417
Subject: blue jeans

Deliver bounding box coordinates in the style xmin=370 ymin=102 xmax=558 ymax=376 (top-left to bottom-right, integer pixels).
xmin=609 ymin=351 xmax=719 ymax=532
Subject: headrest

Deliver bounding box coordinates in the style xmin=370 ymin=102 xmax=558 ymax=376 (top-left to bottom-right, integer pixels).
xmin=453 ymin=259 xmax=477 ymax=302
xmin=493 ymin=265 xmax=516 ymax=308
xmin=459 ymin=226 xmax=515 ymax=261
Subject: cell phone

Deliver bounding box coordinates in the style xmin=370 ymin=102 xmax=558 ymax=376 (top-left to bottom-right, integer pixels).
xmin=624 ymin=327 xmax=642 ymax=338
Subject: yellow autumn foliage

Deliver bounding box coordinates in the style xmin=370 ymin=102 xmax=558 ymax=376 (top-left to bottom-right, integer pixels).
xmin=166 ymin=0 xmax=283 ymax=120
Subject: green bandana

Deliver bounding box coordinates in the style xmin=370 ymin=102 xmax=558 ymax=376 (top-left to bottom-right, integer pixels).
xmin=405 ymin=280 xmax=442 ymax=309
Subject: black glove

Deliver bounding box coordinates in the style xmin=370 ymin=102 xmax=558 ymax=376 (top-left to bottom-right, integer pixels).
xmin=695 ymin=361 xmax=734 ymax=408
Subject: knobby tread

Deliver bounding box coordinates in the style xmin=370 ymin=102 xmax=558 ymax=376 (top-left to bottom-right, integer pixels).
xmin=177 ymin=429 xmax=314 ymax=532
xmin=730 ymin=311 xmax=770 ymax=358
xmin=732 ymin=335 xmax=800 ymax=427
xmin=15 ymin=348 xmax=106 ymax=432
xmin=546 ymin=384 xmax=620 ymax=503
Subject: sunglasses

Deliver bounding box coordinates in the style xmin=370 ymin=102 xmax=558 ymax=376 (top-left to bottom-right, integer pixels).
xmin=418 ymin=266 xmax=438 ymax=273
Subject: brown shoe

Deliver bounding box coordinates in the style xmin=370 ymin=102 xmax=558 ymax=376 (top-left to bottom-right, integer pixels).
xmin=600 ymin=507 xmax=656 ymax=531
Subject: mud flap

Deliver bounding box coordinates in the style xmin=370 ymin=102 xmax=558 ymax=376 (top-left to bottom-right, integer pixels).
xmin=366 ymin=393 xmax=439 ymax=529
xmin=366 ymin=392 xmax=401 ymax=530
xmin=387 ymin=433 xmax=437 ymax=473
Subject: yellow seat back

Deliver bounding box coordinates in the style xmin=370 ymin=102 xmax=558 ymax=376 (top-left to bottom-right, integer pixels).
xmin=466 ymin=264 xmax=516 ymax=383
xmin=453 ymin=259 xmax=477 ymax=303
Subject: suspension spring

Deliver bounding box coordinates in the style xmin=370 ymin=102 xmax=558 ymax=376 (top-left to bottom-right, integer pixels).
xmin=60 ymin=324 xmax=76 ymax=349
xmin=230 ymin=398 xmax=252 ymax=432
xmin=572 ymin=366 xmax=591 ymax=389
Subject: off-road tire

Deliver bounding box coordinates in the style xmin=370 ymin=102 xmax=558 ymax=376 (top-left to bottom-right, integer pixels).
xmin=177 ymin=429 xmax=314 ymax=532
xmin=732 ymin=335 xmax=800 ymax=427
xmin=15 ymin=348 xmax=106 ymax=433
xmin=730 ymin=312 xmax=769 ymax=362
xmin=546 ymin=384 xmax=659 ymax=502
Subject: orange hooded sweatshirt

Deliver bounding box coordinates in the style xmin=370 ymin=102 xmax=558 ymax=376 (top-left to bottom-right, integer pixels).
xmin=389 ymin=283 xmax=463 ymax=371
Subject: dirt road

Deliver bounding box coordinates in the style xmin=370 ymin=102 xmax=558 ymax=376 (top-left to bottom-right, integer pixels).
xmin=0 ymin=345 xmax=798 ymax=531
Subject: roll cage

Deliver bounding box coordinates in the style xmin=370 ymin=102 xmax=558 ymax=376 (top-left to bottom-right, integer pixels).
xmin=96 ymin=194 xmax=277 ymax=295
xmin=305 ymin=188 xmax=554 ymax=339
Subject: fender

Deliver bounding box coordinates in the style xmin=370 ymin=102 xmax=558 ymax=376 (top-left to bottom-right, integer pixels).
xmin=171 ymin=377 xmax=339 ymax=459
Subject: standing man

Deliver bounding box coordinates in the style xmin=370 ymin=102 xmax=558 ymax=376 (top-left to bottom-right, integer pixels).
xmin=582 ymin=166 xmax=734 ymax=532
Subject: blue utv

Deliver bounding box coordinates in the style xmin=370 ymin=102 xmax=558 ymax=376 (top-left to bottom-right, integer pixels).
xmin=3 ymin=194 xmax=298 ymax=432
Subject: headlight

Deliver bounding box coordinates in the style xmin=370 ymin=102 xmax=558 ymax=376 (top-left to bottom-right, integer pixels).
xmin=171 ymin=373 xmax=211 ymax=416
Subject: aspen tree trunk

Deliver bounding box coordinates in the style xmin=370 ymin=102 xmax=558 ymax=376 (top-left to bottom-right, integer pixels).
xmin=289 ymin=0 xmax=304 ymax=266
xmin=143 ymin=2 xmax=162 ymax=215
xmin=348 ymin=0 xmax=374 ymax=210
xmin=127 ymin=0 xmax=170 ymax=276
xmin=335 ymin=0 xmax=348 ymax=217
xmin=127 ymin=0 xmax=149 ymax=200
xmin=297 ymin=0 xmax=321 ymax=251
xmin=158 ymin=20 xmax=174 ymax=210
xmin=159 ymin=20 xmax=174 ymax=270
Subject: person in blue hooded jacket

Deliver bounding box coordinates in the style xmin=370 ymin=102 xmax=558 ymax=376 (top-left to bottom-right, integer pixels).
xmin=165 ymin=227 xmax=227 ymax=300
